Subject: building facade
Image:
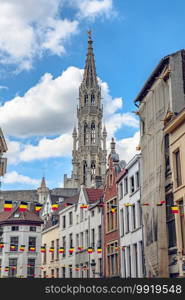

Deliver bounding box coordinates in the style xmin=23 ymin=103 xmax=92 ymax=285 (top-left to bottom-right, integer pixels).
xmin=164 ymin=108 xmax=185 ymax=277
xmin=0 ymin=207 xmax=43 ymax=278
xmin=59 ymin=186 xmax=103 ymax=278
xmin=134 ymin=49 xmax=185 ymax=277
xmin=0 ymin=128 xmax=8 ymax=179
xmin=103 ymin=139 xmax=124 ymax=277
xmin=117 ymin=154 xmax=144 ymax=278
xmin=64 ymin=32 xmax=107 ymax=189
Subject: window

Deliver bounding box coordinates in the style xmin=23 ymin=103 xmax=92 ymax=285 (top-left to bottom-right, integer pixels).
xmin=125 ymin=206 xmax=129 ymax=233
xmin=91 ymin=93 xmax=95 ymax=105
xmin=69 ymin=233 xmax=73 ymax=254
xmin=165 ymin=134 xmax=171 ymax=175
xmin=84 ymin=123 xmax=88 ymax=145
xmin=56 ymin=268 xmax=59 ymax=278
xmin=126 ymin=246 xmax=131 ymax=277
xmin=27 ymin=259 xmax=35 ymax=278
xmin=10 ymin=236 xmax=19 ymax=251
xmin=62 ymin=267 xmax=66 ymax=278
xmin=91 ymin=123 xmax=96 ymax=144
xmin=91 ymin=161 xmax=96 ymax=179
xmin=43 ymin=271 xmax=47 ymax=278
xmin=80 ymin=207 xmax=84 ymax=222
xmin=132 ymin=204 xmax=136 ymax=230
xmin=28 ymin=237 xmax=36 ymax=251
xmin=166 ymin=193 xmax=176 ymax=248
xmin=83 ymin=161 xmax=87 ymax=185
xmin=62 ymin=236 xmax=66 ymax=258
xmin=51 ymin=269 xmax=55 ymax=278
xmin=85 ymin=230 xmax=89 ymax=248
xmin=124 ymin=177 xmax=128 ymax=195
xmin=69 ymin=265 xmax=73 ymax=278
xmin=122 ymin=250 xmax=126 ymax=278
xmin=107 ymin=241 xmax=119 ymax=277
xmin=133 ymin=243 xmax=138 ymax=277
xmin=80 ymin=232 xmax=84 ymax=248
xmin=98 ymin=225 xmax=102 ymax=247
xmin=62 ymin=216 xmax=66 ymax=229
xmin=11 ymin=226 xmax=19 ymax=231
xmin=76 ymin=215 xmax=79 ymax=224
xmin=136 ymin=171 xmax=140 ymax=189
xmin=130 ymin=176 xmax=135 ymax=194
xmin=51 ymin=240 xmax=54 ymax=261
xmin=76 ymin=234 xmax=79 ymax=248
xmin=30 ymin=226 xmax=36 ymax=232
xmin=179 ymin=200 xmax=185 ymax=253
xmin=56 ymin=239 xmax=59 ymax=260
xmin=120 ymin=209 xmax=124 ymax=236
xmin=9 ymin=258 xmax=17 ymax=277
xmin=91 ymin=229 xmax=95 ymax=248
xmin=174 ymin=149 xmax=182 ymax=187
xmin=69 ymin=212 xmax=73 ymax=226
xmin=107 ymin=199 xmax=118 ymax=232
xmin=99 ymin=258 xmax=102 ymax=277
xmin=43 ymin=243 xmax=47 ymax=264
xmin=119 ymin=182 xmax=123 ymax=199
xmin=76 ymin=265 xmax=79 ymax=278
xmin=91 ymin=210 xmax=95 ymax=217
xmin=84 ymin=94 xmax=88 ymax=105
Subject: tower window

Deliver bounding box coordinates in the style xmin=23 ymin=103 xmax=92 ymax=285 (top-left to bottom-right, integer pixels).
xmin=91 ymin=161 xmax=96 ymax=179
xmin=91 ymin=93 xmax=95 ymax=105
xmin=84 ymin=94 xmax=88 ymax=105
xmin=84 ymin=123 xmax=88 ymax=145
xmin=83 ymin=161 xmax=87 ymax=185
xmin=91 ymin=123 xmax=95 ymax=144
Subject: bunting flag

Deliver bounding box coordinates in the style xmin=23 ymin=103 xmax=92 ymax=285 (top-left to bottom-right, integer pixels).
xmin=0 ymin=242 xmax=4 ymax=249
xmin=4 ymin=200 xmax=13 ymax=212
xmin=11 ymin=266 xmax=17 ymax=270
xmin=97 ymin=248 xmax=102 ymax=254
xmin=4 ymin=266 xmax=9 ymax=272
xmin=111 ymin=208 xmax=116 ymax=213
xmin=124 ymin=203 xmax=133 ymax=207
xmin=80 ymin=204 xmax=89 ymax=209
xmin=35 ymin=203 xmax=43 ymax=212
xmin=171 ymin=206 xmax=179 ymax=214
xmin=69 ymin=248 xmax=74 ymax=254
xmin=58 ymin=247 xmax=65 ymax=253
xmin=64 ymin=203 xmax=73 ymax=207
xmin=10 ymin=244 xmax=16 ymax=251
xmin=87 ymin=247 xmax=93 ymax=254
xmin=29 ymin=246 xmax=36 ymax=252
xmin=141 ymin=203 xmax=150 ymax=206
xmin=19 ymin=245 xmax=25 ymax=252
xmin=75 ymin=267 xmax=80 ymax=271
xmin=51 ymin=203 xmax=59 ymax=211
xmin=19 ymin=201 xmax=28 ymax=212
xmin=77 ymin=247 xmax=83 ymax=251
xmin=41 ymin=246 xmax=46 ymax=253
xmin=49 ymin=247 xmax=54 ymax=253
xmin=114 ymin=246 xmax=119 ymax=251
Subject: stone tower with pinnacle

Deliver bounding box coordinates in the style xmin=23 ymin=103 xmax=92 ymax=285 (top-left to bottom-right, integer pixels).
xmin=64 ymin=32 xmax=107 ymax=188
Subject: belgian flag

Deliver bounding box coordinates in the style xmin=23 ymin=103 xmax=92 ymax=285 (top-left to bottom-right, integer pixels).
xmin=75 ymin=267 xmax=80 ymax=271
xmin=97 ymin=248 xmax=102 ymax=254
xmin=142 ymin=203 xmax=150 ymax=206
xmin=4 ymin=200 xmax=13 ymax=212
xmin=35 ymin=203 xmax=43 ymax=212
xmin=51 ymin=203 xmax=59 ymax=211
xmin=41 ymin=246 xmax=46 ymax=253
xmin=111 ymin=208 xmax=116 ymax=213
xmin=4 ymin=266 xmax=9 ymax=272
xmin=0 ymin=242 xmax=4 ymax=249
xmin=64 ymin=203 xmax=73 ymax=207
xmin=80 ymin=204 xmax=88 ymax=209
xmin=171 ymin=206 xmax=179 ymax=214
xmin=69 ymin=247 xmax=74 ymax=254
xmin=58 ymin=247 xmax=65 ymax=253
xmin=87 ymin=247 xmax=93 ymax=254
xmin=29 ymin=246 xmax=36 ymax=252
xmin=19 ymin=245 xmax=25 ymax=252
xmin=124 ymin=203 xmax=133 ymax=207
xmin=77 ymin=247 xmax=83 ymax=251
xmin=19 ymin=201 xmax=28 ymax=212
xmin=49 ymin=247 xmax=54 ymax=253
xmin=10 ymin=244 xmax=16 ymax=251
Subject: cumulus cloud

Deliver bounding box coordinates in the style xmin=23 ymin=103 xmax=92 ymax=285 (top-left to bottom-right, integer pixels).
xmin=116 ymin=131 xmax=140 ymax=163
xmin=0 ymin=0 xmax=78 ymax=70
xmin=2 ymin=171 xmax=40 ymax=186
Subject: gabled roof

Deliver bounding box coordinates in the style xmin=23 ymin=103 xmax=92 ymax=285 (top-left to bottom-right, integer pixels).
xmin=85 ymin=188 xmax=103 ymax=203
xmin=0 ymin=206 xmax=43 ymax=226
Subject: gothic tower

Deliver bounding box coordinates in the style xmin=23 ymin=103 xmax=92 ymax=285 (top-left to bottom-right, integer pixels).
xmin=64 ymin=32 xmax=107 ymax=188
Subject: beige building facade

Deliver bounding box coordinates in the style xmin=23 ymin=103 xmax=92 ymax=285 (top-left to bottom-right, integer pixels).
xmin=41 ymin=224 xmax=60 ymax=278
xmin=164 ymin=108 xmax=185 ymax=277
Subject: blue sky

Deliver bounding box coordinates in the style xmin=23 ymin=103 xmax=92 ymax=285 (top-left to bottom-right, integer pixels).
xmin=0 ymin=0 xmax=184 ymax=190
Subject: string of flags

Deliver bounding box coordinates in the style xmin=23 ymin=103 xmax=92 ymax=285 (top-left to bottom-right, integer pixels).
xmin=3 ymin=200 xmax=182 ymax=214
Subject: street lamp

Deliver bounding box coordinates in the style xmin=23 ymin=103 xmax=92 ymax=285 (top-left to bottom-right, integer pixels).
xmin=90 ymin=259 xmax=103 ymax=278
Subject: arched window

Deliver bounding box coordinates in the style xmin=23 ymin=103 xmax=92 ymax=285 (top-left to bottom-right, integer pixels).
xmin=84 ymin=94 xmax=88 ymax=105
xmin=84 ymin=123 xmax=88 ymax=145
xmin=91 ymin=93 xmax=95 ymax=105
xmin=91 ymin=161 xmax=96 ymax=179
xmin=83 ymin=161 xmax=87 ymax=185
xmin=91 ymin=123 xmax=95 ymax=144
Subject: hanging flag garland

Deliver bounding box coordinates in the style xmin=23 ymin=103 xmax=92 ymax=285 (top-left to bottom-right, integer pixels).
xmin=4 ymin=201 xmax=13 ymax=212
xmin=35 ymin=203 xmax=43 ymax=212
xmin=51 ymin=203 xmax=59 ymax=211
xmin=19 ymin=201 xmax=28 ymax=212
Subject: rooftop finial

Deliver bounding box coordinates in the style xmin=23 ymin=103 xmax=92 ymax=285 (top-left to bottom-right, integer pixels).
xmin=87 ymin=29 xmax=92 ymax=40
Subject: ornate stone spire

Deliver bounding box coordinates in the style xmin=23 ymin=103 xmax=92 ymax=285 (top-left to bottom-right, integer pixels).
xmin=110 ymin=137 xmax=116 ymax=154
xmin=82 ymin=30 xmax=98 ymax=88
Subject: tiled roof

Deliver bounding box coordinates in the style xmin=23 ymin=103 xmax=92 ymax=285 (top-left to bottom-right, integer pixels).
xmin=0 ymin=206 xmax=43 ymax=225
xmin=85 ymin=188 xmax=103 ymax=203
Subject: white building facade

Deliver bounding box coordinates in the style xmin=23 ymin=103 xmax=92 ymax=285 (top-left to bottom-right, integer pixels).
xmin=0 ymin=209 xmax=43 ymax=278
xmin=59 ymin=186 xmax=103 ymax=278
xmin=117 ymin=154 xmax=144 ymax=278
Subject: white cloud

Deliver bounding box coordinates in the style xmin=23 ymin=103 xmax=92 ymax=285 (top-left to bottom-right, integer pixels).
xmin=0 ymin=0 xmax=78 ymax=70
xmin=2 ymin=171 xmax=40 ymax=186
xmin=116 ymin=131 xmax=140 ymax=163
xmin=0 ymin=85 xmax=8 ymax=90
